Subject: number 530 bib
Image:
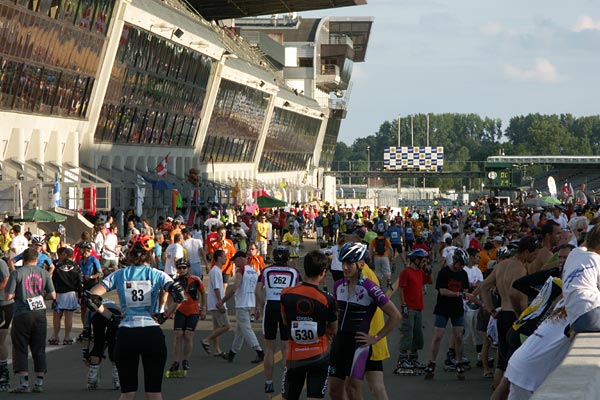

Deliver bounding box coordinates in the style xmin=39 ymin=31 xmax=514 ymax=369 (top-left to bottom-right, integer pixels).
xmin=125 ymin=280 xmax=152 ymax=308
xmin=291 ymin=320 xmax=318 ymax=344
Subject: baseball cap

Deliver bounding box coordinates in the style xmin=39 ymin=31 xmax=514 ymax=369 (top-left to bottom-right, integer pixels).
xmin=492 ymin=236 xmax=503 ymax=242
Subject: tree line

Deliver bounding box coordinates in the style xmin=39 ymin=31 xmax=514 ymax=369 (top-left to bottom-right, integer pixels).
xmin=333 ymin=113 xmax=600 ymax=192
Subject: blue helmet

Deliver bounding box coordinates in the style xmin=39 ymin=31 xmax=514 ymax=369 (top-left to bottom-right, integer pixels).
xmin=338 ymin=242 xmax=368 ymax=263
xmin=408 ymin=248 xmax=429 ymax=259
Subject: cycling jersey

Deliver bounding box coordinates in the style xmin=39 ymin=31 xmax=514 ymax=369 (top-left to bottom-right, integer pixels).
xmin=101 ymin=265 xmax=173 ymax=328
xmin=333 ymin=278 xmax=389 ymax=334
xmin=260 ymin=265 xmax=300 ymax=302
xmin=174 ymin=274 xmax=204 ymax=316
xmin=280 ymin=282 xmax=336 ymax=368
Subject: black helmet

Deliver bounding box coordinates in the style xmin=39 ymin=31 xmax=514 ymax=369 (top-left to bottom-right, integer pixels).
xmin=176 ymin=258 xmax=191 ymax=269
xmin=272 ymin=246 xmax=290 ymax=264
xmin=79 ymin=241 xmax=93 ymax=250
xmin=453 ymin=248 xmax=470 ymax=266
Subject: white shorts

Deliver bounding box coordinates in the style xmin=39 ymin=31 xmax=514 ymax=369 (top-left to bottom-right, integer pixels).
xmin=56 ymin=291 xmax=79 ymax=311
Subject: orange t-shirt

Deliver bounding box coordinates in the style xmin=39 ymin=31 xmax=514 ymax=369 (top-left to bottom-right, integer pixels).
xmin=370 ymin=237 xmax=392 ymax=258
xmin=248 ymin=254 xmax=265 ymax=274
xmin=210 ymin=239 xmax=236 ymax=275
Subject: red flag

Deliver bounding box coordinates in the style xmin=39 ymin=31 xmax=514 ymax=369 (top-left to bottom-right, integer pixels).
xmin=155 ymin=154 xmax=169 ymax=177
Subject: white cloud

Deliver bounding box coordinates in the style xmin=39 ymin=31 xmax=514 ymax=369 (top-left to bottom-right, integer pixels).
xmin=572 ymin=16 xmax=600 ymax=32
xmin=503 ymin=58 xmax=562 ymax=83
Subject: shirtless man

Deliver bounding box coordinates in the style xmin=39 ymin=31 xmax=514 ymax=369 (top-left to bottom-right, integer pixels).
xmin=526 ymin=221 xmax=560 ymax=274
xmin=477 ymin=236 xmax=540 ymax=389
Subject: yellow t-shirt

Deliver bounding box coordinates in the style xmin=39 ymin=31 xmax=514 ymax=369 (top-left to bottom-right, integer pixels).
xmin=361 ymin=264 xmax=390 ymax=361
xmin=0 ymin=233 xmax=11 ymax=253
xmin=47 ymin=235 xmax=61 ymax=253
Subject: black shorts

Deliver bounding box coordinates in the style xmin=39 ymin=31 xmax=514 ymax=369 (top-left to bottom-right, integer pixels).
xmin=114 ymin=326 xmax=167 ymax=393
xmin=365 ymin=359 xmax=383 ymax=372
xmin=391 ymin=244 xmax=403 ymax=254
xmin=284 ymin=357 xmax=329 ymax=400
xmin=174 ymin=312 xmax=200 ymax=331
xmin=263 ymin=301 xmax=288 ymax=340
xmin=476 ymin=307 xmax=489 ymax=332
xmin=329 ymin=334 xmax=372 ymax=381
xmin=496 ymin=310 xmax=517 ymax=371
xmin=0 ymin=303 xmax=15 ymax=330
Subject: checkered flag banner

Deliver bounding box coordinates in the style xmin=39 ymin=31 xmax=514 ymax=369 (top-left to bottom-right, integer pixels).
xmin=384 ymin=146 xmax=444 ymax=171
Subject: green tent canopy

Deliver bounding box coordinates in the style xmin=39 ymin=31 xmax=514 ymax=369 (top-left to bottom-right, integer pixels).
xmin=15 ymin=209 xmax=67 ymax=223
xmin=256 ymin=195 xmax=287 ymax=208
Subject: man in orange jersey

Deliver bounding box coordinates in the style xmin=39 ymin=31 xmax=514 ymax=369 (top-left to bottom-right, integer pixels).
xmin=280 ymin=251 xmax=337 ymax=400
xmin=210 ymin=226 xmax=236 ymax=290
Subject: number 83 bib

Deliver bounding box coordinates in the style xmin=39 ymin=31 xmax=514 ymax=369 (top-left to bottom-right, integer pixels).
xmin=125 ymin=280 xmax=152 ymax=308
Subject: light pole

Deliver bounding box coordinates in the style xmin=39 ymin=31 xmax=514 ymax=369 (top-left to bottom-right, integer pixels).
xmin=367 ymin=146 xmax=370 ymax=172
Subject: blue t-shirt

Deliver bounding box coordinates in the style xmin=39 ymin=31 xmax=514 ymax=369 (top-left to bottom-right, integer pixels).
xmin=13 ymin=251 xmax=53 ymax=269
xmin=102 ymin=265 xmax=173 ymax=328
xmin=79 ymin=256 xmax=101 ymax=277
xmin=386 ymin=226 xmax=403 ymax=245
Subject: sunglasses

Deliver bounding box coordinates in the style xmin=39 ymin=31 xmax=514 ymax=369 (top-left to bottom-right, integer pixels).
xmin=176 ymin=266 xmax=189 ymax=270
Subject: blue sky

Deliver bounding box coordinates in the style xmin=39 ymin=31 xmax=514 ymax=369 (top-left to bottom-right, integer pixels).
xmin=301 ymin=0 xmax=600 ymax=145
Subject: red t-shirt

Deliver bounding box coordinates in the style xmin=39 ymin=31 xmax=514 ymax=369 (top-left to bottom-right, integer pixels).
xmin=397 ymin=267 xmax=431 ymax=310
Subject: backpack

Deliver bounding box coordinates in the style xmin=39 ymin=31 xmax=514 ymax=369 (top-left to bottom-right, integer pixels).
xmin=375 ymin=237 xmax=386 ymax=256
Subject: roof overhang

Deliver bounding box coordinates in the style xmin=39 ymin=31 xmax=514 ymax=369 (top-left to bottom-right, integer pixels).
xmin=193 ymin=0 xmax=367 ymax=21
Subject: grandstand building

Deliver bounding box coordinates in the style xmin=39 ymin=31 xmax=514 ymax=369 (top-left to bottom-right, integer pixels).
xmin=0 ymin=0 xmax=371 ymax=219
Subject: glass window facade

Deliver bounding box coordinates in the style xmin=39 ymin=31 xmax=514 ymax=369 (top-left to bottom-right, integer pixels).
xmin=259 ymin=107 xmax=322 ymax=173
xmin=94 ymin=24 xmax=213 ymax=146
xmin=201 ymin=79 xmax=269 ymax=163
xmin=319 ymin=117 xmax=341 ymax=169
xmin=0 ymin=0 xmax=113 ymax=116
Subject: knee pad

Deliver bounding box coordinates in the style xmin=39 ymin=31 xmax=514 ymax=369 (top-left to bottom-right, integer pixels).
xmin=82 ymin=327 xmax=92 ymax=340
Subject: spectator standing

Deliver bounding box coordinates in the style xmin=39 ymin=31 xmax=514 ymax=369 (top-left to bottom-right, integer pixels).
xmin=6 ymin=248 xmax=56 ymax=393
xmin=49 ymin=247 xmax=82 ymax=345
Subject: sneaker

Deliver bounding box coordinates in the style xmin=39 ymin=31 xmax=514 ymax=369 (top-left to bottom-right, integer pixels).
xmin=264 ymin=382 xmax=274 ymax=393
xmin=9 ymin=385 xmax=31 ymax=393
xmin=222 ymin=351 xmax=235 ymax=363
xmin=32 ymin=384 xmax=43 ymax=393
xmin=251 ymin=350 xmax=265 ymax=364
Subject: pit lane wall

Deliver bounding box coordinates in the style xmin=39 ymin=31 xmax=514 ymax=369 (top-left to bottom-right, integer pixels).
xmin=531 ymin=332 xmax=600 ymax=399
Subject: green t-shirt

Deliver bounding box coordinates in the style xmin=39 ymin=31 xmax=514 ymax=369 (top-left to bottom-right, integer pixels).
xmin=364 ymin=231 xmax=378 ymax=247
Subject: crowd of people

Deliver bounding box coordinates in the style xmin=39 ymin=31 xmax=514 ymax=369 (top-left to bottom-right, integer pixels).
xmin=0 ymin=197 xmax=598 ymax=399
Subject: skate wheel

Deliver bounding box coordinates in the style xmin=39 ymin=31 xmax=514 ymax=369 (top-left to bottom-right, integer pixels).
xmin=182 ymin=370 xmax=187 ymax=377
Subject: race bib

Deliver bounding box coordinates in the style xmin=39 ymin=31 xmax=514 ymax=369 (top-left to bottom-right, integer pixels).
xmin=125 ymin=280 xmax=152 ymax=308
xmin=27 ymin=295 xmax=46 ymax=311
xmin=268 ymin=273 xmax=292 ymax=288
xmin=291 ymin=320 xmax=318 ymax=344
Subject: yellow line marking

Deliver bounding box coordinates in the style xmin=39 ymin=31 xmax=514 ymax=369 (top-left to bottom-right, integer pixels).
xmin=181 ymin=351 xmax=283 ymax=400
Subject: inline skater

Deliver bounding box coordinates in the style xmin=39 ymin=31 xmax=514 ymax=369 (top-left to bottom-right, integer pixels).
xmin=255 ymin=246 xmax=301 ymax=394
xmin=0 ymin=256 xmax=12 ymax=391
xmin=423 ymin=248 xmax=472 ymax=381
xmin=328 ymin=242 xmax=401 ymax=400
xmin=84 ymin=299 xmax=122 ymax=390
xmin=88 ymin=234 xmax=186 ymax=400
xmin=394 ymin=248 xmax=432 ymax=376
xmin=280 ymin=250 xmax=337 ymax=400
xmin=166 ymin=259 xmax=206 ymax=378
